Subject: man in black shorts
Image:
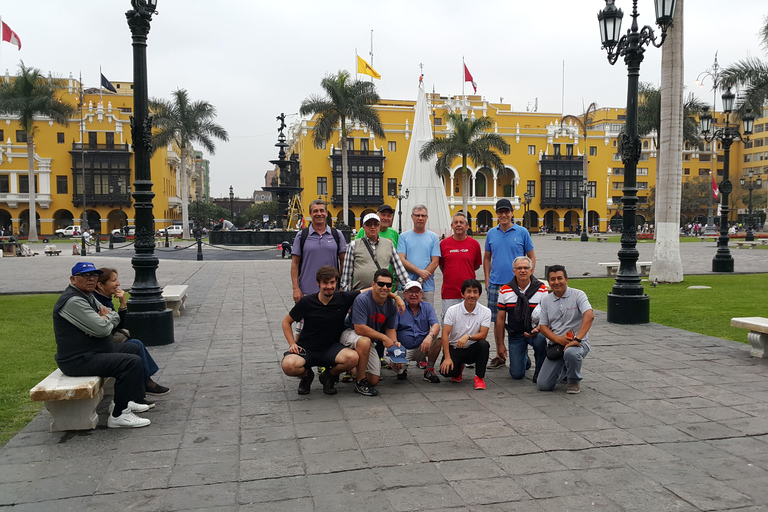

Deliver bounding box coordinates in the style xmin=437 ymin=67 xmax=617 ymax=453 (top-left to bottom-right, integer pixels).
xmin=279 ymin=265 xmax=358 ymax=395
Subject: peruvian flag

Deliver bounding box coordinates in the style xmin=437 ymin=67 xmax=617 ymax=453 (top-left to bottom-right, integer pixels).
xmin=464 ymin=63 xmax=477 ymax=94
xmin=712 ymin=175 xmax=719 ymax=199
xmin=2 ymin=21 xmax=21 ymax=50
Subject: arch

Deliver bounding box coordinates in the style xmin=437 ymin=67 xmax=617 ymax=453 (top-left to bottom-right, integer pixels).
xmin=53 ymin=209 xmax=75 ymax=230
xmin=587 ymin=210 xmax=600 ymax=229
xmin=107 ymin=209 xmax=127 ymax=232
xmin=18 ymin=209 xmax=41 ymax=236
xmin=564 ymin=210 xmax=580 ymax=233
xmin=474 ymin=171 xmax=488 ymax=197
xmin=609 ymin=213 xmax=623 ymax=232
xmin=543 ymin=210 xmax=560 ymax=233
xmin=0 ymin=209 xmax=12 ymax=232
xmin=336 ymin=209 xmax=355 ymax=229
xmin=476 ymin=210 xmax=493 ymax=232
xmin=523 ymin=210 xmax=540 ymax=231
xmin=85 ymin=209 xmax=102 ymax=233
xmin=635 ymin=214 xmax=646 ymax=228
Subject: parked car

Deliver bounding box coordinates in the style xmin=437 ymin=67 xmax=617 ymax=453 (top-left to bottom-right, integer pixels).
xmin=55 ymin=226 xmax=82 ymax=238
xmin=157 ymin=225 xmax=183 ymax=237
xmin=111 ymin=226 xmax=135 ymax=237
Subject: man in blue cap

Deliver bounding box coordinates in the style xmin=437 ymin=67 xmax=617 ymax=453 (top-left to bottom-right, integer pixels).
xmin=53 ymin=262 xmax=152 ymax=428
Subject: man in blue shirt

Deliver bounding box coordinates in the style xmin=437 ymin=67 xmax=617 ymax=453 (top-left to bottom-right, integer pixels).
xmin=393 ymin=281 xmax=442 ymax=383
xmin=397 ymin=204 xmax=441 ymax=304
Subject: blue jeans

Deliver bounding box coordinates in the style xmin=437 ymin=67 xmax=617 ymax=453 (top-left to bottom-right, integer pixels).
xmin=538 ymin=342 xmax=590 ymax=391
xmin=126 ymin=339 xmax=159 ymax=380
xmin=508 ymin=332 xmax=547 ymax=379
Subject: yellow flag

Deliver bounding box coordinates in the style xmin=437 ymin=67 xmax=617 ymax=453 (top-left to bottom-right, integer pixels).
xmin=357 ymin=55 xmax=381 ymax=79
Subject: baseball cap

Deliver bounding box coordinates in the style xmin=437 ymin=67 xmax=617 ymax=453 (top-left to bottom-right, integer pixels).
xmin=363 ymin=213 xmax=381 ymax=225
xmin=71 ymin=262 xmax=103 ymax=276
xmin=403 ymin=280 xmax=422 ymax=291
xmin=495 ymin=198 xmax=513 ymax=211
xmin=387 ymin=346 xmax=409 ymax=364
xmin=377 ymin=204 xmax=395 ymax=213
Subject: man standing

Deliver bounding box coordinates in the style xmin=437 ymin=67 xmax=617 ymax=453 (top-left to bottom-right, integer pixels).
xmin=440 ymin=279 xmax=492 ymax=390
xmin=340 ymin=269 xmax=403 ymax=396
xmin=439 ymin=212 xmax=482 ymax=318
xmin=393 ymin=281 xmax=442 ymax=383
xmin=397 ymin=205 xmax=441 ymax=304
xmin=281 ymin=266 xmax=361 ymax=396
xmin=356 ymin=204 xmax=399 ymax=290
xmin=53 ymin=262 xmax=151 ymax=428
xmin=291 ymin=199 xmax=346 ymax=302
xmin=494 ymin=256 xmax=548 ymax=382
xmin=484 ymin=198 xmax=535 ymax=368
xmin=537 ymin=265 xmax=594 ymax=394
xmin=341 ymin=213 xmax=409 ymax=292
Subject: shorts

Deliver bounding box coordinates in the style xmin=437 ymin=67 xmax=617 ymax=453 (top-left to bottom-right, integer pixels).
xmin=486 ymin=283 xmax=501 ymax=318
xmin=282 ymin=342 xmax=345 ymax=369
xmin=340 ymin=328 xmax=381 ymax=377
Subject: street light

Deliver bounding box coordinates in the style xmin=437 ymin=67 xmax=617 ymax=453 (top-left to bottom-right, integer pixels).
xmin=229 ymin=185 xmax=234 ymax=219
xmin=124 ymin=0 xmax=175 ymax=347
xmin=396 ymin=182 xmax=410 ymax=234
xmin=699 ymin=94 xmax=754 ymax=271
xmin=522 ymin=191 xmax=532 ymax=230
xmin=740 ymin=169 xmax=762 ymax=242
xmin=597 ymin=0 xmax=677 ymax=324
xmin=695 ymin=52 xmax=722 ymax=235
xmin=580 ymin=183 xmax=590 ymax=241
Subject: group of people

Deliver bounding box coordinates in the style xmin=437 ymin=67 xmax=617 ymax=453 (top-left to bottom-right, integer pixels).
xmin=285 ymin=198 xmax=594 ymax=397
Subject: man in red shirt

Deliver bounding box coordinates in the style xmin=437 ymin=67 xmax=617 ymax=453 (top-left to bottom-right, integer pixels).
xmin=439 ymin=212 xmax=482 ymax=320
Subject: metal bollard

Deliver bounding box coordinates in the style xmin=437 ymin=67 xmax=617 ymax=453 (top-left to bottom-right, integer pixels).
xmin=95 ymin=236 xmax=101 ymax=253
xmin=80 ymin=236 xmax=86 ymax=256
xmin=165 ymin=231 xmax=169 ymax=248
xmin=109 ymin=233 xmax=114 ymax=250
xmin=196 ymin=233 xmax=203 ymax=261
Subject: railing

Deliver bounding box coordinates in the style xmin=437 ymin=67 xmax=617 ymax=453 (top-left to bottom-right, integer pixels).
xmin=331 ymin=148 xmax=385 ymax=157
xmin=540 ymin=154 xmax=584 ymax=161
xmin=331 ymin=194 xmax=384 ymax=206
xmin=71 ymin=193 xmax=132 ymax=206
xmin=71 ymin=143 xmax=131 ymax=152
xmin=539 ymin=197 xmax=583 ymax=208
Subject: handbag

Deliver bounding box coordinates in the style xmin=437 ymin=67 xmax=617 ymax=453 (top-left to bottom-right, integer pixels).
xmin=546 ymin=343 xmax=564 ymax=361
xmin=112 ymin=328 xmax=131 ymax=344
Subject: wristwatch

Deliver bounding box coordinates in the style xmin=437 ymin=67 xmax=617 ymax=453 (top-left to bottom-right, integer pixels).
xmin=573 ymin=337 xmax=581 ymax=342
xmin=468 ymin=334 xmax=473 ymax=341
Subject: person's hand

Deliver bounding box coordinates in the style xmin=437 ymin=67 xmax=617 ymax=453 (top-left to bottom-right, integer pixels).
xmin=288 ymin=344 xmax=303 ymax=354
xmin=292 ymin=287 xmax=303 ymax=303
xmin=416 ymin=268 xmax=431 ymax=281
xmin=456 ymin=335 xmax=469 ymax=349
xmin=440 ymin=357 xmax=454 ymax=375
xmin=114 ymin=288 xmax=125 ymax=300
xmin=419 ymin=337 xmax=432 ymax=354
xmin=564 ymin=340 xmax=582 ymax=349
xmin=496 ymin=343 xmax=508 ymax=360
xmin=395 ymin=295 xmax=405 ymax=313
xmin=382 ymin=337 xmax=400 ymax=349
xmin=98 ymin=306 xmax=110 ymax=318
xmin=523 ymin=327 xmax=539 ymax=338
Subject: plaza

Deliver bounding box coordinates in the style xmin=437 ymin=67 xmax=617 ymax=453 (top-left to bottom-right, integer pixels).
xmin=1 ymin=237 xmax=768 ymax=510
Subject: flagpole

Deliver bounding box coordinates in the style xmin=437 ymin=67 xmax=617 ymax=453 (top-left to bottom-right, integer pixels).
xmin=355 ymin=49 xmax=358 ymax=80
xmin=99 ymin=66 xmax=103 ymax=103
xmin=369 ymin=29 xmax=374 ymax=84
xmin=462 ymin=56 xmax=464 ymax=97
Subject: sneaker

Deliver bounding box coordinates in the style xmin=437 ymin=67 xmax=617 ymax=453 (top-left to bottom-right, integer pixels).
xmin=355 ymin=378 xmax=379 ymax=397
xmin=381 ymin=357 xmax=391 ymax=370
xmin=423 ymin=369 xmax=440 ymax=383
xmin=451 ymin=365 xmax=465 ymax=383
xmin=341 ymin=371 xmax=354 ymax=383
xmin=474 ymin=375 xmax=486 ymax=390
xmin=134 ymin=397 xmax=156 ymax=409
xmin=109 ymin=400 xmax=150 ymax=414
xmin=488 ymin=356 xmax=506 ymax=369
xmin=108 ymin=410 xmax=151 ymax=428
xmin=417 ymin=358 xmax=428 ymax=369
xmin=145 ymin=379 xmax=170 ymax=396
xmin=567 ymin=382 xmax=581 ymax=394
xmin=396 ymin=368 xmax=408 ymax=380
xmin=318 ymin=368 xmax=337 ymax=395
xmin=298 ymin=368 xmax=314 ymax=395
xmin=532 ymin=371 xmax=539 ymax=384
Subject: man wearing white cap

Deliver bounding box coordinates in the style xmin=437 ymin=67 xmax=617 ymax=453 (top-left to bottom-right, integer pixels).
xmin=340 ymin=213 xmax=410 ymax=292
xmin=393 ymin=280 xmax=442 ymax=383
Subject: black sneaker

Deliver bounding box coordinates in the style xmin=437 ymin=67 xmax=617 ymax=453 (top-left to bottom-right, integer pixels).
xmin=423 ymin=369 xmax=440 ymax=383
xmin=396 ymin=369 xmax=408 ymax=380
xmin=355 ymin=378 xmax=379 ymax=397
xmin=298 ymin=368 xmax=314 ymax=395
xmin=532 ymin=371 xmax=539 ymax=384
xmin=318 ymin=368 xmax=338 ymax=395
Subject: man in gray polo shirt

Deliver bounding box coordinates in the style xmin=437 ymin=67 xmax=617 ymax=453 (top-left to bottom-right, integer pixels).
xmin=536 ymin=265 xmax=594 ymax=394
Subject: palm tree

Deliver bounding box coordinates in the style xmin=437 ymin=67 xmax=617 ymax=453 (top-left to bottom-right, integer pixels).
xmin=150 ymin=89 xmax=229 ymax=239
xmin=0 ymin=62 xmax=76 ymax=241
xmin=299 ymin=70 xmax=385 ymax=228
xmin=720 ymin=15 xmax=768 ymax=115
xmin=561 ymin=102 xmax=598 ymax=238
xmin=419 ymin=112 xmax=510 ymax=226
xmin=636 ymin=82 xmax=706 ymax=150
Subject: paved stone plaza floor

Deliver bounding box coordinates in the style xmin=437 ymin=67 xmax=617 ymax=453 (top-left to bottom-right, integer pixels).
xmin=1 ymin=236 xmax=768 ymax=510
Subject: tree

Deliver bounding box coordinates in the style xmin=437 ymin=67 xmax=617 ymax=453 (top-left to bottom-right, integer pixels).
xmin=0 ymin=62 xmax=76 ymax=241
xmin=419 ymin=112 xmax=510 ymax=222
xmin=299 ymin=70 xmax=385 ymax=228
xmin=636 ymin=82 xmax=706 ymax=150
xmin=561 ymin=102 xmax=598 ymax=235
xmin=720 ymin=15 xmax=768 ymax=115
xmin=150 ymin=89 xmax=229 ymax=239
xmin=240 ymin=201 xmax=279 ymax=227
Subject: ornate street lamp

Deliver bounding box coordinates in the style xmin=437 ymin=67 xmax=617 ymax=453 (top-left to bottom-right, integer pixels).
xmin=699 ymin=95 xmax=753 ymax=270
xmin=229 ymin=185 xmax=234 ymax=219
xmin=124 ymin=0 xmax=175 ymax=346
xmin=597 ymin=0 xmax=677 ymax=324
xmin=695 ymin=52 xmax=722 ymax=235
xmin=523 ymin=191 xmax=532 ymax=230
xmin=740 ymin=169 xmax=762 ymax=242
xmin=580 ymin=183 xmax=590 ymax=241
xmin=396 ymin=182 xmax=410 ymax=234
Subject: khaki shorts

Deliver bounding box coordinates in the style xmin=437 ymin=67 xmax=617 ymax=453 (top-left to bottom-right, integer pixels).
xmin=340 ymin=328 xmax=381 ymax=377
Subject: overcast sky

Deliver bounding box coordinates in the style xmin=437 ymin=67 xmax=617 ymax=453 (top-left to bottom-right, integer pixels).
xmin=1 ymin=1 xmax=765 ymax=198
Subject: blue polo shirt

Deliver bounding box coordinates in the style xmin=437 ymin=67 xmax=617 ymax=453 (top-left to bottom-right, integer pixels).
xmin=395 ymin=301 xmax=440 ymax=350
xmin=485 ymin=224 xmax=534 ymax=285
xmin=397 ymin=230 xmax=441 ymax=292
xmin=292 ymin=225 xmax=347 ymax=294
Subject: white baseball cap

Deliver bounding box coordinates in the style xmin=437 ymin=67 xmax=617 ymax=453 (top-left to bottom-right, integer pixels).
xmin=363 ymin=213 xmax=381 ymax=225
xmin=404 ymin=280 xmax=422 ymax=291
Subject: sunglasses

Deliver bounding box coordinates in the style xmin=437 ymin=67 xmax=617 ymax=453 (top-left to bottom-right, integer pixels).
xmin=375 ymin=281 xmax=392 ymax=288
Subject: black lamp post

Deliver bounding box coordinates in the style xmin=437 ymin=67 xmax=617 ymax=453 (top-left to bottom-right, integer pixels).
xmin=597 ymin=0 xmax=677 ymax=324
xmin=124 ymin=0 xmax=175 ymax=346
xmin=695 ymin=53 xmax=722 ymax=235
xmin=229 ymin=185 xmax=234 ymax=219
xmin=396 ymin=182 xmax=410 ymax=234
xmin=740 ymin=169 xmax=762 ymax=242
xmin=699 ymin=92 xmax=754 ymax=270
xmin=523 ymin=191 xmax=532 ymax=230
xmin=580 ymin=183 xmax=590 ymax=241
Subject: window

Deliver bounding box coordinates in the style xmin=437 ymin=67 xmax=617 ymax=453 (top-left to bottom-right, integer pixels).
xmin=613 ymin=140 xmax=617 ymax=147
xmin=744 ymin=154 xmax=752 ymax=163
xmin=57 ymin=132 xmax=65 ymax=144
xmin=360 ymin=139 xmax=369 ymax=152
xmin=16 ymin=130 xmax=27 ymax=143
xmin=754 ymin=138 xmax=763 ymax=147
xmin=92 ymin=174 xmax=110 ymax=195
xmin=318 ymin=140 xmax=326 ymax=150
xmin=527 ymin=180 xmax=535 ymax=197
xmin=643 ymin=140 xmax=649 ymax=149
xmin=683 ymin=154 xmax=691 ymax=161
xmin=612 ymin=167 xmax=624 ymax=176
xmin=588 ymin=181 xmax=597 ymax=198
xmin=0 ymin=130 xmax=4 ymax=141
xmin=699 ymin=154 xmax=711 ymax=162
xmin=637 ymin=168 xmax=648 ymax=176
xmin=589 ymin=146 xmax=597 ymax=156
xmin=637 ymin=181 xmax=648 ymax=190
xmin=528 ymin=145 xmax=535 ymax=155
xmin=56 ymin=176 xmax=68 ymax=194
xmin=434 ymin=118 xmax=442 ymax=126
xmin=717 ymin=155 xmax=724 ymax=162
xmin=553 ymin=144 xmax=561 ymax=156
xmin=316 ymin=177 xmax=327 ymax=196
xmin=684 ymin=168 xmax=690 ymax=175
xmin=346 ymin=139 xmax=354 ymax=151
xmin=88 ymin=132 xmax=98 ymax=148
xmin=388 ymin=141 xmax=396 ymax=152
xmin=0 ymin=175 xmax=9 ymax=193
xmin=19 ymin=175 xmax=37 ymax=193
xmin=388 ymin=178 xmax=397 ymax=196
xmin=566 ymin=144 xmax=573 ymax=157
xmin=698 ymin=169 xmax=710 ymax=176
xmin=106 ymin=132 xmax=114 ymax=148
xmin=612 ymin=181 xmax=623 ymax=190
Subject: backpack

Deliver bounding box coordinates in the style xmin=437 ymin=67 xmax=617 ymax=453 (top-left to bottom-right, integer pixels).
xmin=297 ymin=226 xmax=342 ymax=277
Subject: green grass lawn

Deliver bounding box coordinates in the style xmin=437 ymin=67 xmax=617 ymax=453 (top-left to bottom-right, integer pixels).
xmin=569 ymin=273 xmax=768 ymax=342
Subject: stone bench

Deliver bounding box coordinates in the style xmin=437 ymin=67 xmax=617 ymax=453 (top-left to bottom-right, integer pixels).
xmin=30 ymin=369 xmax=113 ymax=432
xmin=44 ymin=244 xmax=62 ymax=256
xmin=731 ymin=317 xmax=768 ymax=358
xmin=734 ymin=241 xmax=759 ymax=249
xmin=162 ymin=284 xmax=189 ymax=317
xmin=594 ymin=236 xmax=608 ymax=242
xmin=598 ymin=261 xmax=652 ymax=276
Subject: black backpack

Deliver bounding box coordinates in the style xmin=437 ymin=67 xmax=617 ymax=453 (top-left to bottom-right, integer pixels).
xmin=297 ymin=226 xmax=342 ymax=277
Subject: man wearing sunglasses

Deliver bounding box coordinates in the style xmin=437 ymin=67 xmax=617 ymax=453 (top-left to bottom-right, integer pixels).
xmin=53 ymin=262 xmax=151 ymax=428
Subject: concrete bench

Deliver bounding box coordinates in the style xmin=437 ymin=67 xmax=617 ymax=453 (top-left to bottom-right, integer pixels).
xmin=734 ymin=241 xmax=759 ymax=249
xmin=598 ymin=261 xmax=652 ymax=276
xmin=44 ymin=245 xmax=62 ymax=256
xmin=731 ymin=317 xmax=768 ymax=358
xmin=594 ymin=236 xmax=608 ymax=242
xmin=30 ymin=369 xmax=113 ymax=432
xmin=162 ymin=284 xmax=189 ymax=317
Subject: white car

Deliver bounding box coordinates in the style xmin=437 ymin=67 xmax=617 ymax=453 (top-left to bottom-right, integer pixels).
xmin=55 ymin=226 xmax=82 ymax=237
xmin=111 ymin=226 xmax=136 ymax=237
xmin=158 ymin=225 xmax=184 ymax=237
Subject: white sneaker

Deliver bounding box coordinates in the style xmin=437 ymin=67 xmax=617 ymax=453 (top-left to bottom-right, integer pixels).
xmin=107 ymin=410 xmax=151 ymax=428
xmin=109 ymin=400 xmax=151 ymax=414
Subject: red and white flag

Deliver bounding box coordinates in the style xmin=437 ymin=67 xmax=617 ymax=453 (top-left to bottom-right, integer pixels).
xmin=464 ymin=63 xmax=477 ymax=94
xmin=712 ymin=175 xmax=719 ymax=199
xmin=2 ymin=21 xmax=21 ymax=50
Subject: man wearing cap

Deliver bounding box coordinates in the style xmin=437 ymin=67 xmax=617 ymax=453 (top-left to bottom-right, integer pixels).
xmin=397 ymin=205 xmax=441 ymax=304
xmin=291 ymin=199 xmax=347 ymax=302
xmin=356 ymin=204 xmax=399 ymax=290
xmin=393 ymin=280 xmax=442 ymax=383
xmin=340 ymin=213 xmax=409 ymax=293
xmin=484 ymin=198 xmax=536 ymax=369
xmin=53 ymin=262 xmax=151 ymax=428
xmin=439 ymin=212 xmax=482 ymax=319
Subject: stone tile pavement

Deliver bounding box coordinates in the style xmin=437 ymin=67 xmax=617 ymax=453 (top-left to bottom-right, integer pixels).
xmin=2 ymin=239 xmax=768 ymax=510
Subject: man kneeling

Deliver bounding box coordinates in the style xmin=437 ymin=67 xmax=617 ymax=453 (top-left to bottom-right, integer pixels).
xmin=281 ymin=266 xmax=360 ymax=395
xmin=393 ymin=280 xmax=442 ymax=383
